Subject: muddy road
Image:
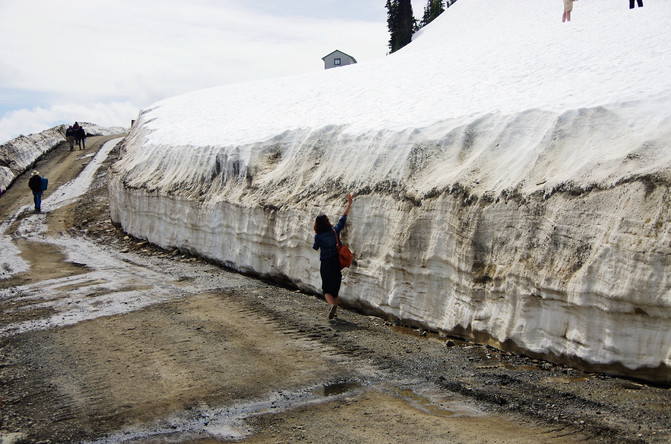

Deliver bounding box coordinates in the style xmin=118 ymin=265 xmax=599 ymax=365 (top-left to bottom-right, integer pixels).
xmin=1 ymin=137 xmax=670 ymax=443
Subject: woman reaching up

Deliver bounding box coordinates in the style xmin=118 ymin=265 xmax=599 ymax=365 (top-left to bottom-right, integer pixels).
xmin=313 ymin=193 xmax=353 ymax=319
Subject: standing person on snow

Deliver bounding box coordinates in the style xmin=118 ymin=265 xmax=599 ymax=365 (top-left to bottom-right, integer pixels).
xmin=630 ymin=0 xmax=643 ymax=8
xmin=313 ymin=193 xmax=353 ymax=319
xmin=562 ymin=0 xmax=575 ymax=22
xmin=28 ymin=171 xmax=44 ymax=213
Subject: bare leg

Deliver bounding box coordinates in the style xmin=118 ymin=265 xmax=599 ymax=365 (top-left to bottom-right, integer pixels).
xmin=325 ymin=293 xmax=339 ymax=319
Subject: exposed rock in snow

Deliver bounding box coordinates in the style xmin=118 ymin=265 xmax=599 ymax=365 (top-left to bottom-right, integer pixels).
xmin=109 ymin=0 xmax=671 ymax=381
xmin=0 ymin=123 xmax=127 ymax=191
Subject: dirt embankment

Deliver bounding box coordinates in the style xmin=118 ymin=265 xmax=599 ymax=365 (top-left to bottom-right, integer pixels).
xmin=1 ymin=138 xmax=670 ymax=444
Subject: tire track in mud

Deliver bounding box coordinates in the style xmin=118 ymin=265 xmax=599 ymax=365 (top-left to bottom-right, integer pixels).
xmin=1 ymin=228 xmax=608 ymax=444
xmin=77 ymin=292 xmax=583 ymax=444
xmin=2 ymin=290 xmax=374 ymax=443
xmin=1 ymin=269 xmax=648 ymax=444
xmin=214 ymin=289 xmax=670 ymax=444
xmin=253 ymin=303 xmax=378 ymax=366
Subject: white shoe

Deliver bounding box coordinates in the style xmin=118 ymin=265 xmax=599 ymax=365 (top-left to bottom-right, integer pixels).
xmin=328 ymin=304 xmax=337 ymax=319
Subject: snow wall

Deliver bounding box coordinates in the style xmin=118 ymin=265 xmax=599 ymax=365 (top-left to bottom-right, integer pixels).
xmin=109 ymin=0 xmax=671 ymax=382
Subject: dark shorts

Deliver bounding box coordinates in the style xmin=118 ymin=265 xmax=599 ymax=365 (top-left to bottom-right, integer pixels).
xmin=320 ymin=255 xmax=342 ymax=297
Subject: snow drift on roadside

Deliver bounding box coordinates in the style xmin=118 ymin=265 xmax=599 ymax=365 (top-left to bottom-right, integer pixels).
xmin=110 ymin=0 xmax=671 ymax=381
xmin=130 ymin=0 xmax=671 ymax=195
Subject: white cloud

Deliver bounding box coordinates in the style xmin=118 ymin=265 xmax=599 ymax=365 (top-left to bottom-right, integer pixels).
xmin=0 ymin=0 xmax=390 ymax=142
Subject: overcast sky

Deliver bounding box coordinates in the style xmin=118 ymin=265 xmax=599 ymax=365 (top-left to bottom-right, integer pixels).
xmin=0 ymin=0 xmax=427 ymax=142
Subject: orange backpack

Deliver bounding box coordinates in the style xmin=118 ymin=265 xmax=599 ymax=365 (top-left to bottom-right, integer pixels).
xmin=333 ymin=229 xmax=353 ymax=269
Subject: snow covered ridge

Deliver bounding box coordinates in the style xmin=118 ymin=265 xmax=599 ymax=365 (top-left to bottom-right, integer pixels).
xmin=109 ymin=0 xmax=671 ymax=382
xmin=0 ymin=123 xmax=127 ymax=191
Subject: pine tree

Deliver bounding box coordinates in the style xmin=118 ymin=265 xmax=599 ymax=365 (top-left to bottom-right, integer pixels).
xmin=386 ymin=0 xmax=415 ymax=53
xmin=386 ymin=0 xmax=397 ymax=52
xmin=421 ymin=0 xmax=445 ymax=27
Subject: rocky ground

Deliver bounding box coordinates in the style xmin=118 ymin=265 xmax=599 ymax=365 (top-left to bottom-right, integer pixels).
xmin=0 ymin=137 xmax=670 ymax=443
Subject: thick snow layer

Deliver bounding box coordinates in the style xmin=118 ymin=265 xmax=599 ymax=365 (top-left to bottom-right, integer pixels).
xmin=136 ymin=0 xmax=671 ymax=195
xmin=110 ymin=0 xmax=671 ymax=381
xmin=0 ymin=123 xmax=127 ymax=192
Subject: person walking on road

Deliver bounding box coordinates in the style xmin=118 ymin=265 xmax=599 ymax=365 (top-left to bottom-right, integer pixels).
xmin=75 ymin=125 xmax=86 ymax=150
xmin=28 ymin=170 xmax=44 ymax=213
xmin=313 ymin=193 xmax=353 ymax=319
xmin=76 ymin=125 xmax=86 ymax=150
xmin=73 ymin=122 xmax=82 ymax=149
xmin=65 ymin=126 xmax=76 ymax=151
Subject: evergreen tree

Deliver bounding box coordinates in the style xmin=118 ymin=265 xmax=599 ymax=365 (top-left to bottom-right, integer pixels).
xmin=385 ymin=0 xmax=397 ymax=52
xmin=386 ymin=0 xmax=415 ymax=53
xmin=421 ymin=0 xmax=445 ymax=27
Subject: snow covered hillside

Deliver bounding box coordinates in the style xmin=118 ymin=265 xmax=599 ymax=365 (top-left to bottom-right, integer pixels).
xmin=109 ymin=0 xmax=671 ymax=381
xmin=0 ymin=123 xmax=127 ymax=192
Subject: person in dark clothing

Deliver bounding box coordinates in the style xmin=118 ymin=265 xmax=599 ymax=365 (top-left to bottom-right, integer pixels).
xmin=73 ymin=122 xmax=81 ymax=149
xmin=76 ymin=126 xmax=86 ymax=150
xmin=313 ymin=193 xmax=353 ymax=319
xmin=630 ymin=0 xmax=643 ymax=8
xmin=65 ymin=126 xmax=75 ymax=150
xmin=28 ymin=170 xmax=43 ymax=213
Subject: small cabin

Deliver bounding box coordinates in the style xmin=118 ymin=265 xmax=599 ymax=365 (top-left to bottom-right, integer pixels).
xmin=322 ymin=50 xmax=357 ymax=70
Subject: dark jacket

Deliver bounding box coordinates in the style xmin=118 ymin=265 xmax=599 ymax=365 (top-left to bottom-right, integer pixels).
xmin=28 ymin=175 xmax=42 ymax=193
xmin=313 ymin=215 xmax=347 ymax=260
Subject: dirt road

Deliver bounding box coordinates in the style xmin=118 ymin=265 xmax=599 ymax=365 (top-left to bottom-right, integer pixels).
xmin=1 ymin=138 xmax=670 ymax=443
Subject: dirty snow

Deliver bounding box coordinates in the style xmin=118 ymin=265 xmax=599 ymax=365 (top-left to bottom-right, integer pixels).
xmin=110 ymin=0 xmax=671 ymax=380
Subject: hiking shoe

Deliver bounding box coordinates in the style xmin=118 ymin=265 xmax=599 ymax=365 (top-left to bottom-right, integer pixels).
xmin=328 ymin=304 xmax=338 ymax=319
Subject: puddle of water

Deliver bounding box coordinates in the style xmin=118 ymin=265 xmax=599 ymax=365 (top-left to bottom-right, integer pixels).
xmin=621 ymin=381 xmax=645 ymax=390
xmin=394 ymin=388 xmax=456 ymax=417
xmin=386 ymin=384 xmax=484 ymax=418
xmin=542 ymin=376 xmax=592 ymax=384
xmin=390 ymin=325 xmax=465 ymax=345
xmin=90 ymin=384 xmax=338 ymax=444
xmin=311 ymin=381 xmax=362 ymax=397
xmin=504 ymin=364 xmax=539 ymax=371
xmin=3 ymin=239 xmax=92 ymax=288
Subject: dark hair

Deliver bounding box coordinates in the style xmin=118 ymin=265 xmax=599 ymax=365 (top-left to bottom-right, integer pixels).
xmin=314 ymin=214 xmax=332 ymax=234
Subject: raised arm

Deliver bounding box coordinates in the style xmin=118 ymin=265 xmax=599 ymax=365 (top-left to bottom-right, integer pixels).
xmin=343 ymin=193 xmax=353 ymax=216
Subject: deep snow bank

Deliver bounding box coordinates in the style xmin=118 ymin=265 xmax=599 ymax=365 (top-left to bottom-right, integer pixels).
xmin=109 ymin=0 xmax=671 ymax=381
xmin=0 ymin=123 xmax=127 ymax=192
